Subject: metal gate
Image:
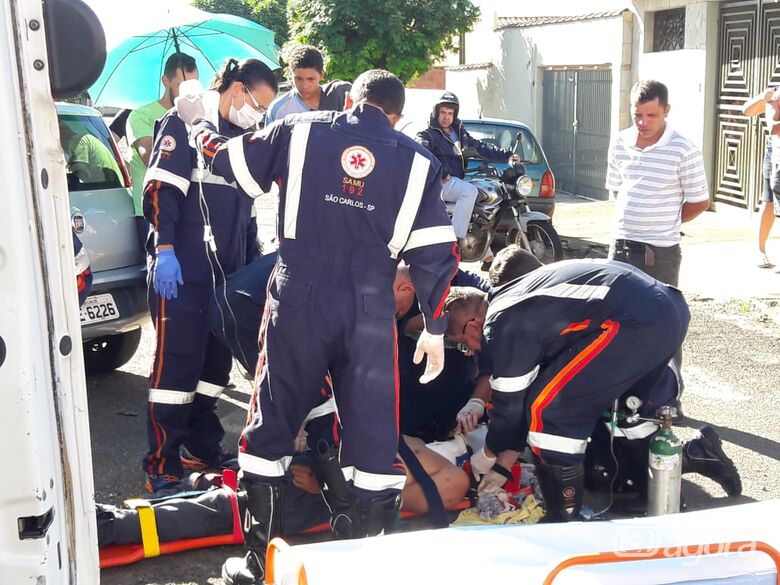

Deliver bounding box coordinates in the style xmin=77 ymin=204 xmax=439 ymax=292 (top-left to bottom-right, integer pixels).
xmin=542 ymin=68 xmax=612 ymax=200
xmin=715 ymin=1 xmax=780 ymax=208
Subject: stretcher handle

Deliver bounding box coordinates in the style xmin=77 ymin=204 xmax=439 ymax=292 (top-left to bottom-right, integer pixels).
xmin=266 ymin=537 xmax=308 ymax=585
xmin=543 ymin=540 xmax=780 ymax=585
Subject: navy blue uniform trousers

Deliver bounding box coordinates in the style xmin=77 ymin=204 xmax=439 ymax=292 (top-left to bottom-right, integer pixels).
xmin=145 ymin=281 xmax=232 ymax=477
xmin=240 ymin=249 xmax=406 ymax=502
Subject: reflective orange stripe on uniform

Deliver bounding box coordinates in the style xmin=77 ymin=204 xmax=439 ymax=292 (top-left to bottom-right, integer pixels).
xmin=529 ymin=320 xmax=620 ymax=455
xmin=559 ymin=319 xmax=591 ymax=335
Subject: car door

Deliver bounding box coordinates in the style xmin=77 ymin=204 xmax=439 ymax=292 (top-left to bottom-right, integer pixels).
xmin=59 ymin=105 xmax=144 ymax=273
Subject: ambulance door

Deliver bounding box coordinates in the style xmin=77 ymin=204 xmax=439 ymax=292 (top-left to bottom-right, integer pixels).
xmin=0 ymin=0 xmax=105 ymax=582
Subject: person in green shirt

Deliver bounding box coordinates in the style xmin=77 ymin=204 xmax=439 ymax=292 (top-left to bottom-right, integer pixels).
xmin=126 ymin=52 xmax=198 ymax=247
xmin=59 ymin=122 xmax=122 ymax=185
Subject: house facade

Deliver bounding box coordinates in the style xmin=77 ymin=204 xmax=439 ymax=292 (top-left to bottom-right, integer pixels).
xmin=446 ymin=0 xmax=774 ymax=209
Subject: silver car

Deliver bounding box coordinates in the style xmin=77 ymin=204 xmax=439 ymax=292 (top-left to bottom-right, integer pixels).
xmin=58 ymin=103 xmax=149 ymax=373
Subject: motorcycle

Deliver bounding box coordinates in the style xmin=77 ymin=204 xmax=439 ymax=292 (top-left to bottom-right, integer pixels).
xmin=449 ymin=147 xmax=563 ymax=266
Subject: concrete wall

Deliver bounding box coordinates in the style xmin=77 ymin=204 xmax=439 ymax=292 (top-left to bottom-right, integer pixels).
xmin=447 ymin=14 xmax=629 ymax=139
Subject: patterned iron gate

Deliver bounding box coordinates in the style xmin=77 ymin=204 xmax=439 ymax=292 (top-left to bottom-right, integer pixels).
xmin=542 ymin=68 xmax=612 ymax=200
xmin=715 ymin=1 xmax=780 ymax=208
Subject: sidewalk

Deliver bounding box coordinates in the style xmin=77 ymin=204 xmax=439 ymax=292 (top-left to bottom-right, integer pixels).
xmin=553 ymin=192 xmax=780 ymax=301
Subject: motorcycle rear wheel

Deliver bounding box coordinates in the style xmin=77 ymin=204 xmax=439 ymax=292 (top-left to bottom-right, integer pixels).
xmin=518 ymin=221 xmax=564 ymax=264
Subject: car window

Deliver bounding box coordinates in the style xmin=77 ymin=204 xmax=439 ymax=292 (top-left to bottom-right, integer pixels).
xmin=464 ymin=123 xmax=543 ymax=165
xmin=58 ymin=113 xmax=124 ymax=191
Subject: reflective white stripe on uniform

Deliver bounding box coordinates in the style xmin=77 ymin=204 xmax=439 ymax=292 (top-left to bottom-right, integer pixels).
xmin=342 ymin=466 xmax=407 ymax=491
xmin=74 ymin=246 xmax=90 ymax=274
xmin=190 ymin=169 xmax=237 ymax=188
xmin=238 ymin=452 xmax=292 ymax=477
xmin=487 ymin=283 xmax=611 ymax=319
xmin=403 ymin=225 xmax=456 ymax=252
xmin=388 ymin=153 xmax=431 ymax=259
xmin=303 ymin=397 xmax=337 ymax=425
xmin=148 ymin=388 xmax=195 ymax=405
xmin=227 ymin=136 xmax=264 ymax=198
xmin=490 ymin=366 xmax=540 ymax=393
xmin=144 ymin=167 xmax=190 ymax=196
xmin=195 ymin=380 xmax=224 ymax=398
xmin=527 ymin=431 xmax=588 ymax=455
xmin=606 ymin=420 xmax=659 ymax=440
xmin=284 ymin=122 xmax=312 ymax=239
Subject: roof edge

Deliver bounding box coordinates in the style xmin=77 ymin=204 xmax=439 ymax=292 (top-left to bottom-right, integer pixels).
xmin=495 ymin=9 xmax=628 ymax=31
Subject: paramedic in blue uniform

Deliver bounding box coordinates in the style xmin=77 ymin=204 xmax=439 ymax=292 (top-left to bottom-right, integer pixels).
xmin=444 ymin=251 xmax=691 ymax=522
xmin=142 ymin=58 xmax=278 ymax=496
xmin=178 ymin=69 xmax=459 ymax=584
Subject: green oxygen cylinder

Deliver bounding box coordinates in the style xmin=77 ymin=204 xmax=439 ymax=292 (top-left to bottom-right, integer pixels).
xmin=647 ymin=405 xmax=682 ymax=515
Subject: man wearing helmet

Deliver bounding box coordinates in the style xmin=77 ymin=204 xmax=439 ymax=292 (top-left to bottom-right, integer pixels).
xmin=417 ymin=92 xmax=516 ymax=243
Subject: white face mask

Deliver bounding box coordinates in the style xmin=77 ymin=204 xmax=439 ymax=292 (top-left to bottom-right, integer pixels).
xmin=229 ymin=88 xmax=264 ymax=129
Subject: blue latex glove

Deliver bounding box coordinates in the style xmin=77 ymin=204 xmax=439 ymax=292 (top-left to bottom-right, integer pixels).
xmin=154 ymin=249 xmax=184 ymax=300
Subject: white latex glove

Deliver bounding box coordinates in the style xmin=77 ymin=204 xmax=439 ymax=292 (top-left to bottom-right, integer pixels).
xmin=413 ymin=331 xmax=444 ymax=383
xmin=470 ymin=445 xmax=496 ymax=480
xmin=175 ymin=81 xmax=219 ymax=128
xmin=456 ymin=397 xmax=486 ymax=434
xmin=478 ymin=469 xmax=509 ymax=496
xmin=174 ymin=79 xmax=205 ymax=125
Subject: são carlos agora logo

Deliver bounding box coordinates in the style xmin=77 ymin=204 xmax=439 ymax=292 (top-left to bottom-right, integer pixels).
xmin=341 ymin=146 xmax=375 ymax=179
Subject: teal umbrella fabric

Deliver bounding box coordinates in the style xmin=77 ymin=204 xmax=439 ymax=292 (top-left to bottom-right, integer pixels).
xmin=89 ymin=11 xmax=279 ymax=108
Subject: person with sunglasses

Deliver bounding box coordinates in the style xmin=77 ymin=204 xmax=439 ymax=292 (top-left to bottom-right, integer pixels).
xmin=141 ymin=58 xmax=278 ymax=496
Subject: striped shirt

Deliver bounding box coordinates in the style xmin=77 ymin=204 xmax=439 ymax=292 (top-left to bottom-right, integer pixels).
xmin=605 ymin=124 xmax=709 ymax=246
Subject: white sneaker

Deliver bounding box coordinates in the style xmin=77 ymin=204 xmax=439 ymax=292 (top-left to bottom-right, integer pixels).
xmin=758 ymin=253 xmax=774 ymax=269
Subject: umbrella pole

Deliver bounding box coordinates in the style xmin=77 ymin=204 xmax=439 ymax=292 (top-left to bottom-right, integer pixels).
xmin=171 ymin=29 xmax=187 ymax=85
xmin=172 ymin=28 xmax=182 ymax=56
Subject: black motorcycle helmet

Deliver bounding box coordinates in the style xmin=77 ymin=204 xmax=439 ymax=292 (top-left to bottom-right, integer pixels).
xmin=434 ymin=91 xmax=460 ymax=120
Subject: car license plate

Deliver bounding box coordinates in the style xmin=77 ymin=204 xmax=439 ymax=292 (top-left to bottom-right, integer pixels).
xmin=80 ymin=293 xmax=120 ymax=324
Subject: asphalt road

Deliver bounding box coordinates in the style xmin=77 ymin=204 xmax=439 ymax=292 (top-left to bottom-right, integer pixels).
xmin=91 ymin=275 xmax=780 ymax=584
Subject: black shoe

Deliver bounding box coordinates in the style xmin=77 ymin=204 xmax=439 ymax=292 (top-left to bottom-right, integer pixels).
xmin=222 ymin=482 xmax=281 ymax=585
xmin=535 ymin=461 xmax=585 ymax=522
xmin=222 ymin=551 xmax=265 ymax=585
xmin=682 ymin=425 xmax=742 ymax=497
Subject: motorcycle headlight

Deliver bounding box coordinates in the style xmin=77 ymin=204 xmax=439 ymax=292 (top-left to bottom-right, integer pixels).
xmin=516 ymin=175 xmax=533 ymax=196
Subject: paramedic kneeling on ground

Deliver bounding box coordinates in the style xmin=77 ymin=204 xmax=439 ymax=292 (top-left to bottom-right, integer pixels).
xmin=443 ymin=251 xmax=692 ymax=522
xmin=486 ymin=247 xmax=742 ymax=514
xmin=179 ymin=69 xmax=459 ymax=583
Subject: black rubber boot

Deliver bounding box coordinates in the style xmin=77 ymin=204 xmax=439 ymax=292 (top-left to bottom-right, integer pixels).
xmin=312 ymin=442 xmax=402 ymax=539
xmin=535 ymin=461 xmax=585 ymax=522
xmin=330 ymin=491 xmax=402 ymax=539
xmin=222 ymin=481 xmax=281 ymax=585
xmin=682 ymin=425 xmax=742 ymax=497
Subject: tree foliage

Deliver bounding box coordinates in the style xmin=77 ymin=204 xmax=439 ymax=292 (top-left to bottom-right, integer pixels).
xmin=286 ymin=0 xmax=479 ymax=83
xmin=193 ymin=0 xmax=289 ymax=44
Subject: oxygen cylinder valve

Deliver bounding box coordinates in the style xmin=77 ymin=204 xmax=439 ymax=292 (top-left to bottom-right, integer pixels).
xmin=647 ymin=405 xmax=682 ymax=516
xmin=624 ymin=395 xmax=643 ymax=424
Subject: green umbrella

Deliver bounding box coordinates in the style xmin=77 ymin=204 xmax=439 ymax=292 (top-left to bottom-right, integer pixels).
xmin=89 ymin=9 xmax=279 ymax=108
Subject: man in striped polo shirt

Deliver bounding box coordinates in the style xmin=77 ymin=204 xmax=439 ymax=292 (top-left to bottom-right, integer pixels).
xmin=606 ymin=79 xmax=710 ymax=286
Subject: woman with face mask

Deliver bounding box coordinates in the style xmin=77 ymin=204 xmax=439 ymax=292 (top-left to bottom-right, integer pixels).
xmin=140 ymin=58 xmax=278 ymax=497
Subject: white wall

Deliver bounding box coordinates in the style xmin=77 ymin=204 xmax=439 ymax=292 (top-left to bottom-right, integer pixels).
xmin=638 ymin=50 xmax=707 ymax=145
xmin=448 ymin=15 xmax=628 ymax=136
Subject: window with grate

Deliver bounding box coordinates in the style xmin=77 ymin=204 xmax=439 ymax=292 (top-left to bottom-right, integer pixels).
xmin=653 ymin=8 xmax=685 ymax=52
